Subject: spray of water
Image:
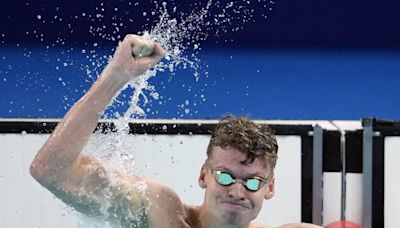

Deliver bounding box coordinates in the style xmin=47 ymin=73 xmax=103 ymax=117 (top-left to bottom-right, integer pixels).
xmin=104 ymin=0 xmax=275 ymax=123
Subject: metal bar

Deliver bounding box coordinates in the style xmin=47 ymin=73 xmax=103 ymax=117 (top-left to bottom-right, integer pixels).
xmin=330 ymin=121 xmax=347 ymax=221
xmin=362 ymin=119 xmax=373 ymax=228
xmin=340 ymin=131 xmax=346 ymax=221
xmin=312 ymin=125 xmax=323 ymax=225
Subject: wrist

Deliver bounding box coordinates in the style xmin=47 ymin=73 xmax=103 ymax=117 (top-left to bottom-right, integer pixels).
xmin=101 ymin=64 xmax=132 ymax=88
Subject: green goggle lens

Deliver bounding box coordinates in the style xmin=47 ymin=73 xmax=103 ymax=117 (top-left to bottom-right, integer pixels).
xmin=245 ymin=178 xmax=261 ymax=191
xmin=217 ymin=172 xmax=235 ymax=185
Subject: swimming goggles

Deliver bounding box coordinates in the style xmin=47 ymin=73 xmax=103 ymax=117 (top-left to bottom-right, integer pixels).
xmin=209 ymin=166 xmax=270 ymax=192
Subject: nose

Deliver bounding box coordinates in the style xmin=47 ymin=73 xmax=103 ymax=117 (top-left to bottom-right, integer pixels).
xmin=227 ymin=181 xmax=246 ymax=200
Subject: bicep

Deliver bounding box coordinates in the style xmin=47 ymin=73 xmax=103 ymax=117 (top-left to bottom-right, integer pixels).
xmin=58 ymin=155 xmax=110 ymax=197
xmin=49 ymin=155 xmax=146 ymax=218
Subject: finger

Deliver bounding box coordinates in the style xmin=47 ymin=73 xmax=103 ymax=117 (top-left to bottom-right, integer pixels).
xmin=132 ymin=45 xmax=145 ymax=57
xmin=151 ymin=43 xmax=167 ymax=62
xmin=140 ymin=52 xmax=164 ymax=69
xmin=124 ymin=34 xmax=139 ymax=43
xmin=114 ymin=35 xmax=136 ymax=58
xmin=123 ymin=34 xmax=144 ymax=57
xmin=132 ymin=40 xmax=156 ymax=58
xmin=140 ymin=41 xmax=155 ymax=57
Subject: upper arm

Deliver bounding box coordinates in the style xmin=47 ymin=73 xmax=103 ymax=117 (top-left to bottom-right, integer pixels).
xmin=44 ymin=155 xmax=147 ymax=219
xmin=33 ymin=154 xmax=188 ymax=226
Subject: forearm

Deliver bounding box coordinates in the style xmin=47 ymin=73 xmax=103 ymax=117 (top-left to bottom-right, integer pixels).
xmin=30 ymin=65 xmax=128 ymax=183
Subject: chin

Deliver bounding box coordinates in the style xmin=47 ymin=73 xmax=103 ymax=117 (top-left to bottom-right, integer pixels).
xmin=219 ymin=211 xmax=251 ymax=226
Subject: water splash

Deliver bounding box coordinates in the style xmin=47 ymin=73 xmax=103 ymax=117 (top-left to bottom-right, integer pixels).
xmin=107 ymin=0 xmax=275 ymax=126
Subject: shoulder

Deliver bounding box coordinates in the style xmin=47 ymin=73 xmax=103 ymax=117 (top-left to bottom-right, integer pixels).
xmin=143 ymin=179 xmax=189 ymax=227
xmin=144 ymin=178 xmax=183 ymax=204
xmin=97 ymin=173 xmax=189 ymax=227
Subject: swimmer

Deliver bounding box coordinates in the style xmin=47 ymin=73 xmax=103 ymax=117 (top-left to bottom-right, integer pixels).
xmin=30 ymin=34 xmax=321 ymax=228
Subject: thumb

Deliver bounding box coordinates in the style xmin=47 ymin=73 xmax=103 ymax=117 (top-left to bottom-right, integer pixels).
xmin=151 ymin=43 xmax=167 ymax=63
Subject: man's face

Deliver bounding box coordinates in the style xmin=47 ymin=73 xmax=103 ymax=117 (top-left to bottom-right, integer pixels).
xmin=199 ymin=146 xmax=275 ymax=226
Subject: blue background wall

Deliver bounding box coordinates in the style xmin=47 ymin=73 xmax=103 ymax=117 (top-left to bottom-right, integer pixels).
xmin=1 ymin=0 xmax=400 ymax=120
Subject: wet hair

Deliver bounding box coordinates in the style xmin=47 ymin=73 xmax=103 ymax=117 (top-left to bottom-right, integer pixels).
xmin=206 ymin=115 xmax=278 ymax=170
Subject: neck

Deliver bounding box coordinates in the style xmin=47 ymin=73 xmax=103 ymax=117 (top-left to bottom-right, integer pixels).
xmin=195 ymin=205 xmax=251 ymax=228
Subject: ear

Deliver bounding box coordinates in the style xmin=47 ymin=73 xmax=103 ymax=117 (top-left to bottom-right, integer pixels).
xmin=198 ymin=164 xmax=208 ymax=189
xmin=264 ymin=177 xmax=275 ymax=199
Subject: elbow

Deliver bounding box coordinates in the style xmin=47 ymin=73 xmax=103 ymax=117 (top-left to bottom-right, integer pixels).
xmin=29 ymin=159 xmax=54 ymax=188
xmin=29 ymin=160 xmax=44 ymax=183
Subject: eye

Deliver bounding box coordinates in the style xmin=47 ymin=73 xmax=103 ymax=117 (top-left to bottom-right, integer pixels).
xmin=217 ymin=172 xmax=234 ymax=185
